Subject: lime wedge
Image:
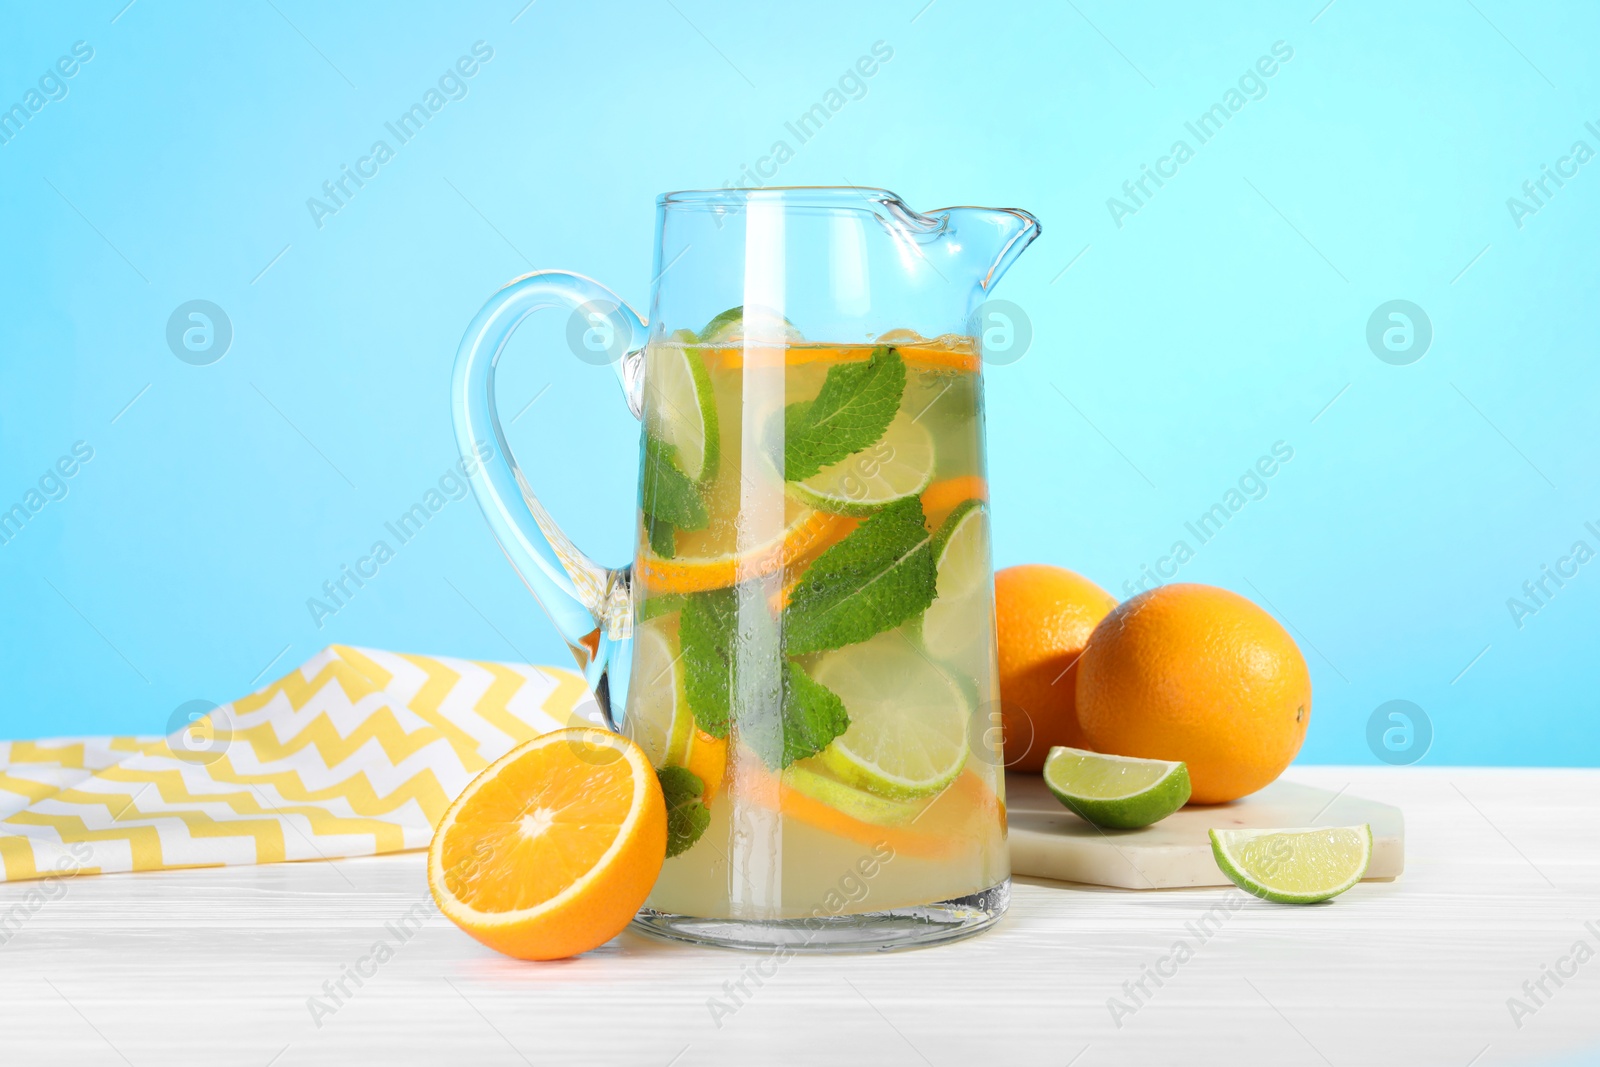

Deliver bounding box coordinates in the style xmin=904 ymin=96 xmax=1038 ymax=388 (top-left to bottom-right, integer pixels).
xmin=1042 ymin=746 xmax=1191 ymax=829
xmin=1209 ymin=825 xmax=1373 ymax=904
xmin=623 ymin=619 xmax=692 ymax=767
xmin=783 ymin=763 xmax=923 ymax=827
xmin=644 ymin=332 xmax=719 ymax=482
xmin=920 ymin=499 xmax=991 ymax=663
xmin=812 ymin=631 xmax=969 ymax=798
xmin=787 ymin=410 xmax=935 ymax=516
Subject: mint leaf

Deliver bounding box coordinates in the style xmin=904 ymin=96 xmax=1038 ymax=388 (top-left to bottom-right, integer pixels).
xmin=783 ymin=347 xmax=905 ymax=481
xmin=679 ymin=587 xmax=850 ymax=769
xmin=657 ymin=765 xmax=710 ymax=857
xmin=679 ymin=588 xmax=736 ymax=739
xmin=782 ymin=496 xmax=937 ymax=655
xmin=777 ymin=660 xmax=849 ymax=767
xmin=721 ymin=658 xmax=849 ymax=771
xmin=646 ymin=517 xmax=676 ymax=558
xmin=638 ymin=591 xmax=686 ymax=622
xmin=642 ymin=436 xmax=707 ymax=557
xmin=642 ymin=437 xmax=708 ymax=531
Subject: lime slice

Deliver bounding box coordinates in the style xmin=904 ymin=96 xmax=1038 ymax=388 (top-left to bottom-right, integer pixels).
xmin=783 ymin=763 xmax=923 ymax=827
xmin=1209 ymin=825 xmax=1373 ymax=904
xmin=644 ymin=332 xmax=719 ymax=482
xmin=812 ymin=631 xmax=969 ymax=798
xmin=1042 ymin=746 xmax=1191 ymax=829
xmin=638 ymin=591 xmax=686 ymax=622
xmin=920 ymin=499 xmax=991 ymax=663
xmin=623 ymin=619 xmax=692 ymax=767
xmin=699 ymin=305 xmax=802 ymax=344
xmin=786 ymin=410 xmax=935 ymax=516
xmin=700 ymin=306 xmax=746 ymax=340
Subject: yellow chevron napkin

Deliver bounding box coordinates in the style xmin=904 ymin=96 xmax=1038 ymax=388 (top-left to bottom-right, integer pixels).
xmin=0 ymin=645 xmax=596 ymax=884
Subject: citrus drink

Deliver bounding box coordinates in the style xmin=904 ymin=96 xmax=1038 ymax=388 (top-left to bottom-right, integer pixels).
xmin=625 ymin=321 xmax=1008 ymax=924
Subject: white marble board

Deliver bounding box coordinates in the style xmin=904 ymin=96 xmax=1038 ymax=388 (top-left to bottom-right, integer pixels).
xmin=1006 ymin=773 xmax=1405 ymax=889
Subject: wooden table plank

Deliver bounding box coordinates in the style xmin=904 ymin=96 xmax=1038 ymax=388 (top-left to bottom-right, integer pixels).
xmin=1 ymin=767 xmax=1596 ymax=1066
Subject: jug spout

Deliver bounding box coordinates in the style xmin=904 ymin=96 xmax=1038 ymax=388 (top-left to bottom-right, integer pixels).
xmin=939 ymin=206 xmax=1042 ymax=293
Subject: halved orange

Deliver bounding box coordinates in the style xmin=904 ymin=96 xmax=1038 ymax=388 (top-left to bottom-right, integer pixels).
xmin=427 ymin=728 xmax=666 ymax=960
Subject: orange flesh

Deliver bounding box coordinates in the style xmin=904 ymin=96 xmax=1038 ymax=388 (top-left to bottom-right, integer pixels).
xmin=440 ymin=742 xmax=634 ymax=913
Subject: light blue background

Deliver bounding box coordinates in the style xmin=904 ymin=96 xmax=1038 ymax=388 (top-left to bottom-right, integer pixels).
xmin=1 ymin=0 xmax=1595 ymax=765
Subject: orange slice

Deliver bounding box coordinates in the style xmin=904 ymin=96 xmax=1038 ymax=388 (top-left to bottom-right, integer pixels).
xmin=709 ymin=344 xmax=872 ymax=372
xmin=705 ymin=340 xmax=980 ymax=375
xmin=767 ymin=569 xmax=803 ymax=613
xmin=736 ymin=758 xmax=1000 ymax=861
xmin=427 ymin=728 xmax=665 ymax=960
xmin=903 ymin=347 xmax=981 ymax=374
xmin=875 ymin=331 xmax=983 ymax=374
xmin=680 ymin=727 xmax=728 ymax=803
xmin=639 ymin=509 xmax=856 ymax=595
xmin=921 ymin=475 xmax=989 ymax=530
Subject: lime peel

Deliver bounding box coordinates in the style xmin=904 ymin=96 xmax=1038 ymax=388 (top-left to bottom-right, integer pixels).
xmin=811 ymin=631 xmax=970 ymax=799
xmin=1042 ymin=746 xmax=1191 ymax=829
xmin=624 ymin=619 xmax=693 ymax=767
xmin=784 ymin=764 xmax=924 ymax=827
xmin=920 ymin=499 xmax=990 ymax=662
xmin=786 ymin=410 xmax=935 ymax=516
xmin=644 ymin=332 xmax=720 ymax=483
xmin=1209 ymin=824 xmax=1373 ymax=904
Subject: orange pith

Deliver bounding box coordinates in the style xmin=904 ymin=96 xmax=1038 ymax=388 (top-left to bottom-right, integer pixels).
xmin=1075 ymin=583 xmax=1312 ymax=804
xmin=428 ymin=729 xmax=665 ymax=960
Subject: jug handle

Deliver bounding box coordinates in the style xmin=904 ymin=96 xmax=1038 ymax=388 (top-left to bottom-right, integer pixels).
xmin=450 ymin=271 xmax=646 ymax=731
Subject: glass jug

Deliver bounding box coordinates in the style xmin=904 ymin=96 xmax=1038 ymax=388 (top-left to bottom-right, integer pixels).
xmin=451 ymin=187 xmax=1040 ymax=951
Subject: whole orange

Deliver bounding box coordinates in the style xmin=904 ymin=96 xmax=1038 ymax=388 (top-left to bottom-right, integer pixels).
xmin=994 ymin=564 xmax=1118 ymax=772
xmin=1075 ymin=583 xmax=1311 ymax=804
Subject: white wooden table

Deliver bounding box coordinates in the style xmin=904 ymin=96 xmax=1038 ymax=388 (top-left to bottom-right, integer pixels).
xmin=1 ymin=767 xmax=1596 ymax=1066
